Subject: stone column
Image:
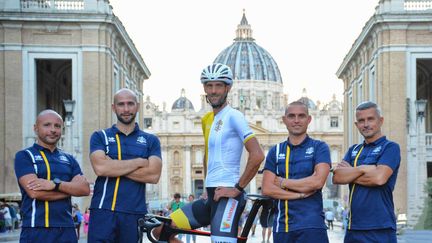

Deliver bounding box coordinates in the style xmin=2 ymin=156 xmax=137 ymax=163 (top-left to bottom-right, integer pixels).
xmin=161 ymin=145 xmax=169 ymax=201
xmin=184 ymin=146 xmax=192 ymax=194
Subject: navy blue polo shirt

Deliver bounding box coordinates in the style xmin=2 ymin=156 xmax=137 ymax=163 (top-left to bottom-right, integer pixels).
xmin=343 ymin=136 xmax=400 ymax=230
xmin=14 ymin=143 xmax=82 ymax=228
xmin=264 ymin=136 xmax=331 ymax=232
xmin=89 ymin=123 xmax=161 ymax=214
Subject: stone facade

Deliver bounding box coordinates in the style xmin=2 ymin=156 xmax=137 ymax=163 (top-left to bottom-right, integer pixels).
xmin=337 ymin=0 xmax=432 ymax=227
xmin=0 ymin=0 xmax=150 ymax=208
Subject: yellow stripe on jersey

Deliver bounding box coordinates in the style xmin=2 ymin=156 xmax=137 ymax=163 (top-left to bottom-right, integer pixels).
xmin=111 ymin=134 xmax=122 ymax=211
xmin=284 ymin=146 xmax=290 ymax=232
xmin=201 ymin=111 xmax=214 ymax=170
xmin=40 ymin=151 xmax=51 ymax=228
xmin=170 ymin=209 xmax=192 ymax=230
xmin=243 ymin=134 xmax=255 ymax=144
xmin=348 ymin=146 xmax=364 ymax=230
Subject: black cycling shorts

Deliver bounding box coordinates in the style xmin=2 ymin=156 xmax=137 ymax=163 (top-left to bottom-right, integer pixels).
xmin=170 ymin=187 xmax=246 ymax=242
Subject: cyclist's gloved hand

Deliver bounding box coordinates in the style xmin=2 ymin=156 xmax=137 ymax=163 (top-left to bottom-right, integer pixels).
xmin=214 ymin=186 xmax=242 ymax=201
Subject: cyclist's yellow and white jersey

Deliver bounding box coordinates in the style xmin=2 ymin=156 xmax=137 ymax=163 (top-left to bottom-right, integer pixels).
xmin=201 ymin=105 xmax=255 ymax=188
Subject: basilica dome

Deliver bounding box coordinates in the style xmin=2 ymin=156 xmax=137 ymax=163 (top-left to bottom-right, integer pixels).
xmin=172 ymin=89 xmax=195 ymax=111
xmin=213 ymin=12 xmax=282 ymax=83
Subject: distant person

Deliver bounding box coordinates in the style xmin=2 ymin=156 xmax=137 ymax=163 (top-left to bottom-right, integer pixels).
xmin=333 ymin=101 xmax=401 ymax=243
xmin=0 ymin=204 xmax=12 ymax=233
xmin=342 ymin=208 xmax=349 ymax=230
xmin=83 ymin=208 xmax=90 ymax=235
xmin=325 ymin=209 xmax=334 ymax=230
xmin=8 ymin=204 xmax=17 ymax=231
xmin=72 ymin=204 xmax=83 ymax=238
xmin=260 ymin=199 xmax=275 ymax=243
xmin=14 ymin=109 xmax=90 ymax=243
xmin=168 ymin=193 xmax=185 ymax=213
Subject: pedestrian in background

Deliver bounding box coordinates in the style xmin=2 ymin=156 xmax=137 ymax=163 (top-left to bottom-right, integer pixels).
xmin=325 ymin=209 xmax=334 ymax=230
xmin=83 ymin=207 xmax=90 ymax=236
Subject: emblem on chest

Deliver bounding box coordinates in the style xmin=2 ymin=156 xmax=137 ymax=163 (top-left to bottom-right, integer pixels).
xmin=214 ymin=120 xmax=223 ymax=132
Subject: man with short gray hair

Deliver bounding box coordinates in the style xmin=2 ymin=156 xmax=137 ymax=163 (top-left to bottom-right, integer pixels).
xmin=333 ymin=101 xmax=401 ymax=243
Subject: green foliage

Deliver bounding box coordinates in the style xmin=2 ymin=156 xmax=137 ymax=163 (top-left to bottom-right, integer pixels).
xmin=415 ymin=178 xmax=432 ymax=229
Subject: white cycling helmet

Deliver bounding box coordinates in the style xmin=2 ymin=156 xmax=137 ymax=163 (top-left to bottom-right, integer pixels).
xmin=200 ymin=63 xmax=233 ymax=85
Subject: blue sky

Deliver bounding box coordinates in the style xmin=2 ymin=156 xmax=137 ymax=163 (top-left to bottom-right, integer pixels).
xmin=109 ymin=0 xmax=378 ymax=110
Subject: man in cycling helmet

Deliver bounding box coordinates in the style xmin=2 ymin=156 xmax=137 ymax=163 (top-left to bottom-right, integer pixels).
xmin=155 ymin=63 xmax=264 ymax=243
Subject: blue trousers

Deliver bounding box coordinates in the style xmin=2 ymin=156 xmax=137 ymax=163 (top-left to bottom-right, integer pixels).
xmin=273 ymin=228 xmax=329 ymax=243
xmin=88 ymin=208 xmax=145 ymax=243
xmin=20 ymin=227 xmax=77 ymax=243
xmin=344 ymin=228 xmax=397 ymax=243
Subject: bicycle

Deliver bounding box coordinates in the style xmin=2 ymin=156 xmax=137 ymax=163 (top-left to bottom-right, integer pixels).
xmin=138 ymin=194 xmax=271 ymax=243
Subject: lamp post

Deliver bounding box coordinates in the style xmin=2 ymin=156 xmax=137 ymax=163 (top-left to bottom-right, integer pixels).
xmin=415 ymin=99 xmax=428 ymax=121
xmin=62 ymin=99 xmax=75 ymax=155
xmin=63 ymin=99 xmax=81 ymax=207
xmin=63 ymin=99 xmax=76 ymax=127
xmin=415 ymin=99 xmax=428 ymax=221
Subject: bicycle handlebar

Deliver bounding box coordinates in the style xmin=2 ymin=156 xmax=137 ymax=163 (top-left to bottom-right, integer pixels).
xmin=138 ymin=215 xmax=163 ymax=243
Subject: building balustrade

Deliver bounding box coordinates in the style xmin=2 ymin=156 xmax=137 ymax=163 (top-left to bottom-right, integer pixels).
xmin=21 ymin=0 xmax=84 ymax=10
xmin=405 ymin=0 xmax=432 ymax=10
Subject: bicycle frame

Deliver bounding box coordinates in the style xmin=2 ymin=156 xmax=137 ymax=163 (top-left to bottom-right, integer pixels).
xmin=138 ymin=194 xmax=271 ymax=243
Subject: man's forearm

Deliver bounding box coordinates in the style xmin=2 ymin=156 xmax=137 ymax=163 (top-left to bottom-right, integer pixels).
xmin=262 ymin=171 xmax=311 ymax=200
xmin=91 ymin=153 xmax=148 ymax=177
xmin=58 ymin=175 xmax=90 ymax=197
xmin=332 ymin=167 xmax=364 ymax=184
xmin=280 ymin=164 xmax=330 ymax=192
xmin=353 ymin=166 xmax=391 ymax=187
xmin=125 ymin=157 xmax=162 ymax=184
xmin=29 ymin=190 xmax=69 ymax=201
xmin=282 ymin=176 xmax=322 ymax=193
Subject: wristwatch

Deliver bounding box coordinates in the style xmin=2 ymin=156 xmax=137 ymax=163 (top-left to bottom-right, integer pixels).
xmin=234 ymin=182 xmax=244 ymax=192
xmin=53 ymin=178 xmax=62 ymax=191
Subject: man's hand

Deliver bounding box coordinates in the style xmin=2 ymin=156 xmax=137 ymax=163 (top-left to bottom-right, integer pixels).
xmin=27 ymin=178 xmax=55 ymax=191
xmin=300 ymin=191 xmax=316 ymax=199
xmin=336 ymin=161 xmax=352 ymax=168
xmin=213 ymin=186 xmax=241 ymax=201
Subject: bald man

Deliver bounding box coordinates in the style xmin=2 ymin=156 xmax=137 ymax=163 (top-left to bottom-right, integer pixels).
xmin=14 ymin=109 xmax=90 ymax=243
xmin=88 ymin=88 xmax=162 ymax=243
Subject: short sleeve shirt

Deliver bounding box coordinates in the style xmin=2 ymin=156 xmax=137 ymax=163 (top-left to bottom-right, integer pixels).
xmin=264 ymin=136 xmax=331 ymax=232
xmin=201 ymin=106 xmax=255 ymax=187
xmin=343 ymin=136 xmax=400 ymax=230
xmin=89 ymin=123 xmax=161 ymax=214
xmin=14 ymin=143 xmax=83 ymax=227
